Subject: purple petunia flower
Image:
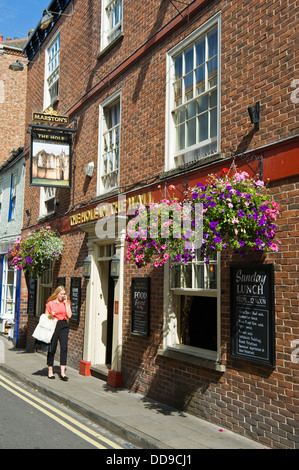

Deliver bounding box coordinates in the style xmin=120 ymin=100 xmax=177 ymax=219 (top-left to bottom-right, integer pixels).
xmin=210 ymin=221 xmax=219 ymax=229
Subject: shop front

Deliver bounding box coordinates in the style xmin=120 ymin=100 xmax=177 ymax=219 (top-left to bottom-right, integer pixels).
xmin=0 ymin=251 xmax=21 ymax=342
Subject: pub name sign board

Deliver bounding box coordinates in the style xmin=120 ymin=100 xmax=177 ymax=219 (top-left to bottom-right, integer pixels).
xmin=32 ymin=112 xmax=69 ymax=125
xmin=230 ymin=264 xmax=275 ymax=367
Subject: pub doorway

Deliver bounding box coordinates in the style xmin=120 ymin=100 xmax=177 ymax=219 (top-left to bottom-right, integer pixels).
xmin=94 ymin=244 xmax=116 ymax=370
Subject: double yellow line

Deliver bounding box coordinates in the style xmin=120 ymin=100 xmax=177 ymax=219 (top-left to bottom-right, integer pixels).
xmin=0 ymin=373 xmax=123 ymax=450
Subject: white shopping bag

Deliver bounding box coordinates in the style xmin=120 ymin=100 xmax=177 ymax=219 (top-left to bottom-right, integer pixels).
xmin=32 ymin=314 xmax=57 ymax=344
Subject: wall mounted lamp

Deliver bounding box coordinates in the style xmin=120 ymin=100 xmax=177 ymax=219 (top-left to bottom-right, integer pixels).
xmin=40 ymin=4 xmax=74 ymax=30
xmin=25 ymin=209 xmax=31 ymax=217
xmin=110 ymin=254 xmax=120 ymax=282
xmin=248 ymin=101 xmax=260 ymax=130
xmin=9 ymin=59 xmax=24 ymax=71
xmin=83 ymin=255 xmax=92 ymax=280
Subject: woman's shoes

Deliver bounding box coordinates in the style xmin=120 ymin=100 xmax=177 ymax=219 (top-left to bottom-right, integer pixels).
xmin=47 ymin=374 xmax=69 ymax=381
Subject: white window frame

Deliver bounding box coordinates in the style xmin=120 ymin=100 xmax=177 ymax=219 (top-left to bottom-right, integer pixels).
xmin=100 ymin=0 xmax=123 ymax=51
xmin=163 ymin=252 xmax=221 ymax=363
xmin=8 ymin=171 xmax=18 ymax=221
xmin=1 ymin=258 xmax=17 ymax=320
xmin=39 ymin=187 xmax=56 ymax=218
xmin=165 ymin=13 xmax=221 ymax=171
xmin=97 ymin=90 xmax=121 ymax=195
xmin=44 ymin=30 xmax=60 ymax=110
xmin=0 ymin=178 xmax=2 ymax=220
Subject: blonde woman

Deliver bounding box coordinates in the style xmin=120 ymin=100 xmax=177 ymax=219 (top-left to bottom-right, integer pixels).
xmin=45 ymin=286 xmax=72 ymax=381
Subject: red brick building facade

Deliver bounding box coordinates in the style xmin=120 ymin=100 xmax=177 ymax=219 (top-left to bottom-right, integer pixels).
xmin=20 ymin=0 xmax=298 ymax=448
xmin=0 ymin=36 xmax=27 ymax=165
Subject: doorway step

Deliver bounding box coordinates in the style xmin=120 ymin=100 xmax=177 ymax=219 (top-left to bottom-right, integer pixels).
xmin=90 ymin=364 xmax=110 ymax=382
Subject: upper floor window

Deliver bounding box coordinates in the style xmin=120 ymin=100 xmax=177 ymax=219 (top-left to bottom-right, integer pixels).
xmin=165 ymin=14 xmax=221 ymax=171
xmin=8 ymin=171 xmax=17 ymax=221
xmin=98 ymin=92 xmax=121 ymax=193
xmin=101 ymin=0 xmax=123 ymax=50
xmin=44 ymin=32 xmax=60 ymax=109
xmin=40 ymin=187 xmax=56 ymax=218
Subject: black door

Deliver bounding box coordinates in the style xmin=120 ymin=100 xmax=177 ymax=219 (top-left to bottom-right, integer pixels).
xmin=106 ymin=262 xmax=114 ymax=367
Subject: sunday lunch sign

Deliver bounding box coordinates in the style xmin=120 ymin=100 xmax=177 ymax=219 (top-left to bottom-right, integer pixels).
xmin=230 ymin=264 xmax=275 ymax=367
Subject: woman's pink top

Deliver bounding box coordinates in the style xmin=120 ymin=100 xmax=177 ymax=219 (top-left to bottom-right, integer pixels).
xmin=46 ymin=300 xmax=70 ymax=321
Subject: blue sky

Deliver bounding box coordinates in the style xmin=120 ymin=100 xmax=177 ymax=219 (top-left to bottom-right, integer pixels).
xmin=0 ymin=0 xmax=50 ymax=40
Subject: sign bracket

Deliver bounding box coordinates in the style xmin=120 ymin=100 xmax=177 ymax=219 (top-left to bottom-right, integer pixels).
xmin=27 ymin=122 xmax=77 ymax=135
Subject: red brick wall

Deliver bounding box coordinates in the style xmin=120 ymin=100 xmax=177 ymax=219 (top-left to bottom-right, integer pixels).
xmin=0 ymin=48 xmax=27 ymax=165
xmin=23 ymin=0 xmax=298 ymax=212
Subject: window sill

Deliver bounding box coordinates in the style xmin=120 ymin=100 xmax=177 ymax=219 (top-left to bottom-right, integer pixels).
xmin=92 ymin=187 xmax=120 ymax=204
xmin=97 ymin=32 xmax=124 ymax=61
xmin=161 ymin=152 xmax=225 ymax=181
xmin=158 ymin=346 xmax=226 ymax=372
xmin=171 ymin=288 xmax=217 ymax=297
xmin=37 ymin=213 xmax=55 ymax=223
xmin=43 ymin=98 xmax=59 ymax=113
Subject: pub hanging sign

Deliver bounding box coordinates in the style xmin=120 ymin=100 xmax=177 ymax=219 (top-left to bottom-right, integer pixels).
xmin=30 ymin=129 xmax=72 ymax=188
xmin=230 ymin=264 xmax=275 ymax=367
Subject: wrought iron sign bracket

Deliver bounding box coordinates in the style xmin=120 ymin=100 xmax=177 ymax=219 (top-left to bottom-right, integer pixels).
xmin=232 ymin=151 xmax=264 ymax=180
xmin=27 ymin=122 xmax=77 ymax=135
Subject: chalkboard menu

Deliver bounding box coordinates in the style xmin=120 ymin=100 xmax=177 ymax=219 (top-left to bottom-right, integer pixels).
xmin=231 ymin=264 xmax=275 ymax=367
xmin=131 ymin=277 xmax=150 ymax=337
xmin=70 ymin=277 xmax=81 ymax=323
xmin=26 ymin=276 xmax=37 ymax=315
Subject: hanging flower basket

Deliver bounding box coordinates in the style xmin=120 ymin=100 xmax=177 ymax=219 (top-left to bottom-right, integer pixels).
xmin=7 ymin=225 xmax=63 ymax=278
xmin=189 ymin=167 xmax=280 ymax=262
xmin=125 ymin=167 xmax=280 ymax=268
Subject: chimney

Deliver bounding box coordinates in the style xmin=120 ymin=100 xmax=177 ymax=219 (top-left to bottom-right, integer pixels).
xmin=6 ymin=37 xmax=11 ymax=41
xmin=0 ymin=35 xmax=3 ymax=43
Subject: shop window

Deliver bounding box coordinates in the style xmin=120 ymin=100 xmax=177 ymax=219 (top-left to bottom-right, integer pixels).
xmin=44 ymin=32 xmax=60 ymax=109
xmin=98 ymin=91 xmax=121 ymax=193
xmin=101 ymin=0 xmax=123 ymax=51
xmin=180 ymin=295 xmax=217 ymax=351
xmin=165 ymin=14 xmax=221 ymax=171
xmin=1 ymin=258 xmax=17 ymax=320
xmin=164 ymin=251 xmax=220 ymax=362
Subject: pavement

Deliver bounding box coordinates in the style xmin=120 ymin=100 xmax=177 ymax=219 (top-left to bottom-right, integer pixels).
xmin=0 ymin=335 xmax=266 ymax=450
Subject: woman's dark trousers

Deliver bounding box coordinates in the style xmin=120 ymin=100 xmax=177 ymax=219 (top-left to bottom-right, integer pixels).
xmin=47 ymin=320 xmax=69 ymax=366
